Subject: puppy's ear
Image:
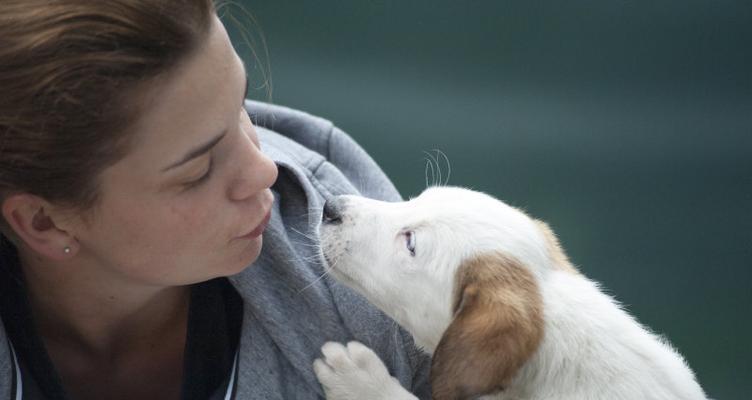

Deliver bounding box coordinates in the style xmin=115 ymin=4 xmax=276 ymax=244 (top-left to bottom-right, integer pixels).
xmin=430 ymin=252 xmax=544 ymax=400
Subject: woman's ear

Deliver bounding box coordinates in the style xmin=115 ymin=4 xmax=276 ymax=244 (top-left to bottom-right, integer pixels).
xmin=1 ymin=193 xmax=78 ymax=260
xmin=430 ymin=252 xmax=544 ymax=400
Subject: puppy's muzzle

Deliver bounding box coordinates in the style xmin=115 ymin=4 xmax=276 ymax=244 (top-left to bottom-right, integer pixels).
xmin=323 ymin=196 xmax=345 ymax=225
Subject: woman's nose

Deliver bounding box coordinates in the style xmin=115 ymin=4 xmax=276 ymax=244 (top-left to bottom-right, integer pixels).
xmin=228 ymin=132 xmax=278 ymax=202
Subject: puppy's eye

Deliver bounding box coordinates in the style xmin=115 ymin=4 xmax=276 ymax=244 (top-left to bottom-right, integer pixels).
xmin=405 ymin=231 xmax=416 ymax=256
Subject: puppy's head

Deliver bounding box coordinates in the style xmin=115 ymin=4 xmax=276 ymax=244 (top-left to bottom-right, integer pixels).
xmin=319 ymin=186 xmax=569 ymax=399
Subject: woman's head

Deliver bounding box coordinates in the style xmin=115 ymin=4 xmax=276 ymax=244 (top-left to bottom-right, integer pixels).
xmin=0 ymin=0 xmax=215 ymax=239
xmin=0 ymin=0 xmax=278 ymax=285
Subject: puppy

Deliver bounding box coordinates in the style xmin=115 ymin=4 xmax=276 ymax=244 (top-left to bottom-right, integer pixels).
xmin=313 ymin=187 xmax=707 ymax=400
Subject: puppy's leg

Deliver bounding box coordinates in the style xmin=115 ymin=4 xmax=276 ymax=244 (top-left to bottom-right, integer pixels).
xmin=313 ymin=341 xmax=418 ymax=400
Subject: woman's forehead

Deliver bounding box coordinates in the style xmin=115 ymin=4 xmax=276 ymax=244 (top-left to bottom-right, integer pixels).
xmin=117 ymin=16 xmax=244 ymax=170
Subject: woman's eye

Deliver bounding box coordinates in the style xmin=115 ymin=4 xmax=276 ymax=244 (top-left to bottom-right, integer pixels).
xmin=185 ymin=158 xmax=213 ymax=188
xmin=405 ymin=231 xmax=416 ymax=256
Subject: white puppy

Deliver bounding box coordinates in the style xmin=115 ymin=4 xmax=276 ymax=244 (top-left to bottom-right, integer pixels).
xmin=313 ymin=186 xmax=707 ymax=400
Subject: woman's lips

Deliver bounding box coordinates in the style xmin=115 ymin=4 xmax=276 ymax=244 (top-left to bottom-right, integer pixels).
xmin=237 ymin=210 xmax=272 ymax=240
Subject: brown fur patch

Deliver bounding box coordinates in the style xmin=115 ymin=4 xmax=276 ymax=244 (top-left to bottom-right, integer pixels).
xmin=430 ymin=252 xmax=544 ymax=400
xmin=534 ymin=219 xmax=580 ymax=274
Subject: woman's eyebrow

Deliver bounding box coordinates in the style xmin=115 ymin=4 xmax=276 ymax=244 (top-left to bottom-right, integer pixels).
xmin=163 ymin=65 xmax=249 ymax=173
xmin=162 ymin=131 xmax=227 ymax=172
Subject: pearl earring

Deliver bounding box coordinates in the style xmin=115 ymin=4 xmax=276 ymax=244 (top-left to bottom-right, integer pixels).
xmin=64 ymin=247 xmax=71 ymax=254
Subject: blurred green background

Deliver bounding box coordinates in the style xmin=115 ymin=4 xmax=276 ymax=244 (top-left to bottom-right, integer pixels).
xmin=223 ymin=1 xmax=751 ymax=398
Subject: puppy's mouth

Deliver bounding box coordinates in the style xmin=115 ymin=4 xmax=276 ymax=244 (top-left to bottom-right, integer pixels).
xmin=318 ymin=224 xmax=342 ymax=270
xmin=321 ymin=247 xmax=336 ymax=271
xmin=318 ymin=197 xmax=367 ymax=289
xmin=318 ymin=226 xmax=358 ymax=285
xmin=319 ymin=200 xmax=346 ymax=271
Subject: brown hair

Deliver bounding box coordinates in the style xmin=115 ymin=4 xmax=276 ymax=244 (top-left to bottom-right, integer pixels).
xmin=0 ymin=0 xmax=215 ymax=243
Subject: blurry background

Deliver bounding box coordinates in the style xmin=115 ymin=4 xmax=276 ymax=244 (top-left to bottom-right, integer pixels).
xmin=223 ymin=1 xmax=751 ymax=398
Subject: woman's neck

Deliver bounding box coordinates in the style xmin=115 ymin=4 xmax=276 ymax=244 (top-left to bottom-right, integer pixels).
xmin=17 ymin=245 xmax=190 ymax=361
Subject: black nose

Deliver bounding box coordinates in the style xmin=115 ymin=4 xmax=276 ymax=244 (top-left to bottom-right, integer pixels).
xmin=323 ymin=197 xmax=344 ymax=224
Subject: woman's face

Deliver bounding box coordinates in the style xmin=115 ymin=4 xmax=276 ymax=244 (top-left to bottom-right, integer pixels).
xmin=70 ymin=15 xmax=278 ymax=287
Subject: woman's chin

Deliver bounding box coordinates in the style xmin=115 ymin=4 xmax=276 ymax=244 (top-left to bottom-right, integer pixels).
xmin=228 ymin=235 xmax=264 ymax=275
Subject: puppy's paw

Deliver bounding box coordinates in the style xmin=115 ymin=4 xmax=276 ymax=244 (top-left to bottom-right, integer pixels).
xmin=313 ymin=341 xmax=416 ymax=400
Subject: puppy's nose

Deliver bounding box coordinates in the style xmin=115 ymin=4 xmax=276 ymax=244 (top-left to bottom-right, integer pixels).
xmin=323 ymin=197 xmax=344 ymax=225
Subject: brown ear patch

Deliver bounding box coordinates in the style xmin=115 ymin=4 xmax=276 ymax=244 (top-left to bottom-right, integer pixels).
xmin=430 ymin=252 xmax=544 ymax=400
xmin=534 ymin=219 xmax=579 ymax=274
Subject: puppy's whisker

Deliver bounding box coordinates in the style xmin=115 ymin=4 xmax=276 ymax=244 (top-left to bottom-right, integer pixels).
xmin=297 ymin=257 xmax=338 ymax=295
xmin=357 ymin=179 xmax=368 ymax=197
xmin=289 ymin=227 xmax=320 ymax=243
xmin=291 ymin=210 xmax=315 ymax=220
xmin=288 ymin=235 xmax=318 ymax=247
xmin=284 ymin=250 xmax=325 ymax=264
xmin=423 ymin=150 xmax=439 ymax=187
xmin=434 ymin=149 xmax=451 ymax=186
xmin=289 ymin=237 xmax=319 ymax=247
xmin=432 ymin=150 xmax=442 ymax=187
xmin=288 ymin=242 xmax=322 ymax=252
xmin=424 ymin=157 xmax=436 ymax=189
xmin=424 ymin=149 xmax=448 ymax=187
xmin=302 ymin=257 xmax=325 ymax=265
xmin=288 ymin=227 xmax=319 ymax=244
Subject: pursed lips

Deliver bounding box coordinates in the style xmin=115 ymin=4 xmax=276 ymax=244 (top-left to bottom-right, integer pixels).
xmin=232 ymin=189 xmax=276 ymax=241
xmin=234 ymin=208 xmax=272 ymax=241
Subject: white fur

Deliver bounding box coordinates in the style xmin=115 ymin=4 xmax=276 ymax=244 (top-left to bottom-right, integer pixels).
xmin=313 ymin=341 xmax=416 ymax=400
xmin=314 ymin=186 xmax=707 ymax=400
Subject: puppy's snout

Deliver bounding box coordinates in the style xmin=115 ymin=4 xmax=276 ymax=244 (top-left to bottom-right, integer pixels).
xmin=323 ymin=197 xmax=345 ymax=224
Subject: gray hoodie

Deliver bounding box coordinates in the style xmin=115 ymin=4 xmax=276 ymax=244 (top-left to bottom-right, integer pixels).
xmin=0 ymin=101 xmax=432 ymax=399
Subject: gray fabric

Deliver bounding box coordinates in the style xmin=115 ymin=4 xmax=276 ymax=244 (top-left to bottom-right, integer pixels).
xmin=0 ymin=101 xmax=431 ymax=399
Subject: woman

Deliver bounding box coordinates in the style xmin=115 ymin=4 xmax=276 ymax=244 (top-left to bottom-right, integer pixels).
xmin=0 ymin=1 xmax=430 ymax=399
